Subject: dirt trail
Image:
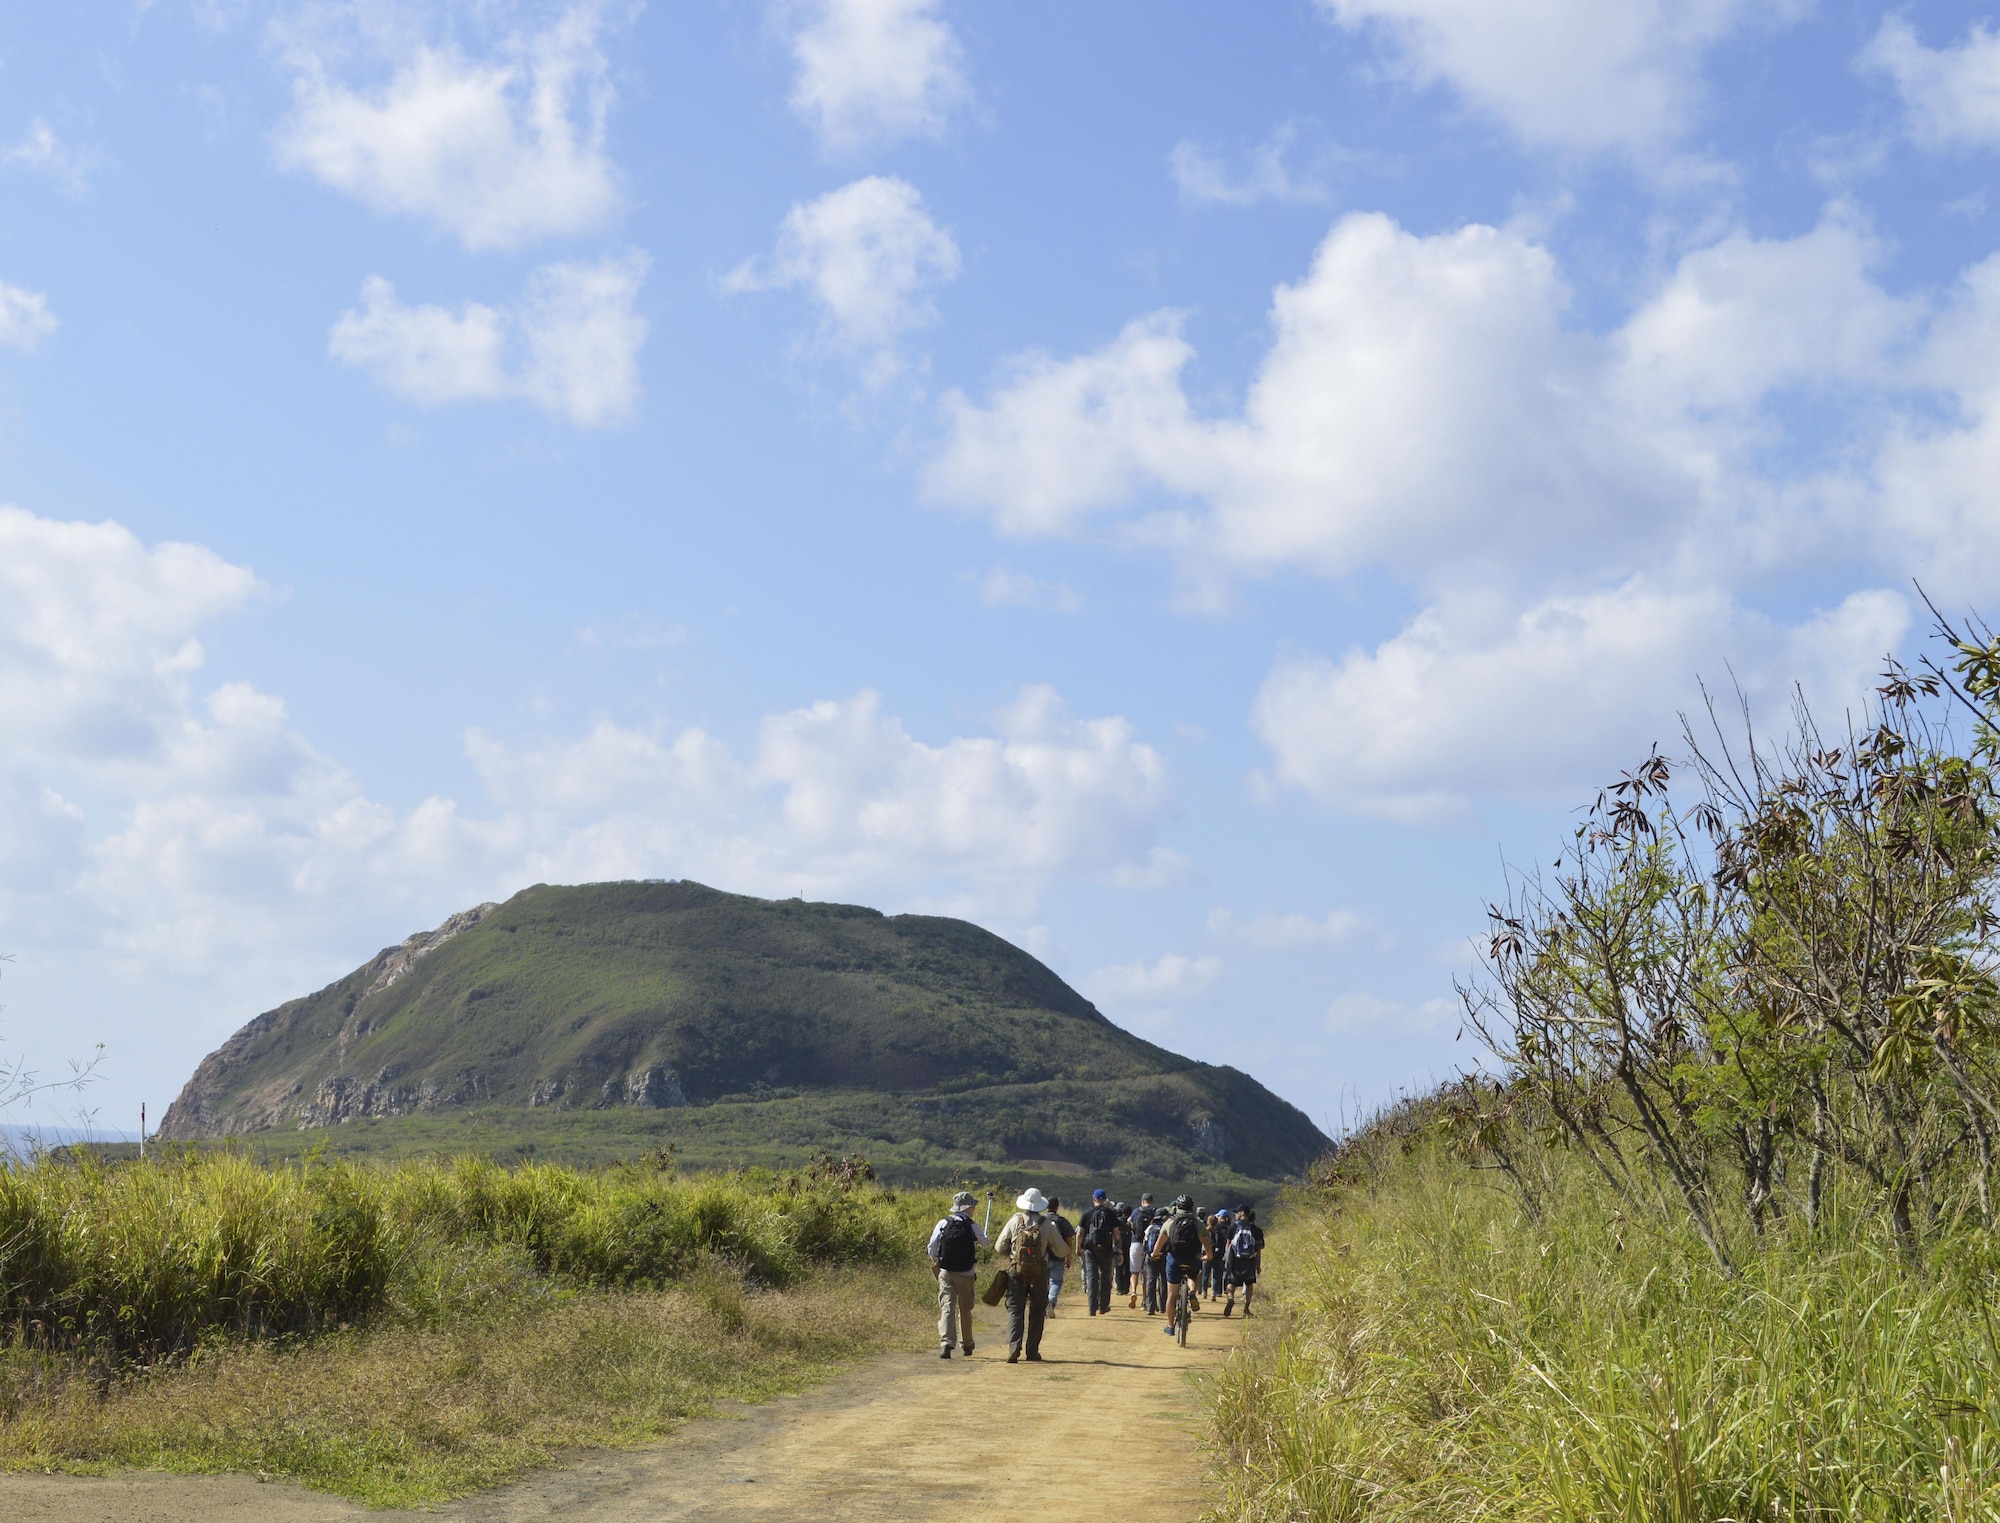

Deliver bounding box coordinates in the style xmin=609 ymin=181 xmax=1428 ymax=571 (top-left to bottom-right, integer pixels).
xmin=0 ymin=1289 xmax=1243 ymax=1522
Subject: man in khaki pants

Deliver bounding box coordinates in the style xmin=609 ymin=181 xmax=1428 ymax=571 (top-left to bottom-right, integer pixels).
xmin=927 ymin=1191 xmax=989 ymax=1357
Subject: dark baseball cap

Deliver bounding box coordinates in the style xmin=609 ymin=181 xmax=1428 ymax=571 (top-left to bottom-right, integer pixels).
xmin=1093 ymin=1188 xmax=1107 ymax=1200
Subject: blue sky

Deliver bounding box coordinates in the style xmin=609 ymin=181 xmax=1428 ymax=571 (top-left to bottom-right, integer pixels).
xmin=4 ymin=0 xmax=2000 ymax=1139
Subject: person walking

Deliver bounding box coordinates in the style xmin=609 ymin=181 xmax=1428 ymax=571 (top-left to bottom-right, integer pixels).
xmin=1204 ymin=1209 xmax=1232 ymax=1298
xmin=1142 ymin=1208 xmax=1169 ymax=1315
xmin=1076 ymin=1189 xmax=1119 ymax=1316
xmin=992 ymin=1187 xmax=1069 ymax=1362
xmin=927 ymin=1190 xmax=990 ymax=1358
xmin=1222 ymin=1206 xmax=1265 ymax=1318
xmin=1151 ymin=1193 xmax=1211 ymax=1336
xmin=1111 ymin=1203 xmax=1132 ymax=1300
xmin=1127 ymin=1195 xmax=1156 ymax=1309
xmin=1044 ymin=1196 xmax=1076 ymax=1313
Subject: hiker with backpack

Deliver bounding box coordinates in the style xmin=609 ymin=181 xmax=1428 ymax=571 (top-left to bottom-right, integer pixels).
xmin=1203 ymin=1209 xmax=1233 ymax=1298
xmin=1127 ymin=1194 xmax=1156 ymax=1309
xmin=991 ymin=1187 xmax=1070 ymax=1362
xmin=1150 ymin=1193 xmax=1211 ymax=1337
xmin=1142 ymin=1208 xmax=1169 ymax=1314
xmin=1076 ymin=1188 xmax=1120 ymax=1316
xmin=1222 ymin=1205 xmax=1265 ymax=1318
xmin=1111 ymin=1203 xmax=1133 ymax=1299
xmin=927 ymin=1190 xmax=991 ymax=1358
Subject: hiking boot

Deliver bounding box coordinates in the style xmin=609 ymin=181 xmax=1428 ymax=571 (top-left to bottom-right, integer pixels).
xmin=963 ymin=1341 xmax=974 ymax=1355
xmin=1025 ymin=1352 xmax=1044 ymax=1362
xmin=940 ymin=1347 xmax=952 ymax=1358
xmin=1222 ymin=1302 xmax=1233 ymax=1318
xmin=1006 ymin=1352 xmax=1020 ymax=1363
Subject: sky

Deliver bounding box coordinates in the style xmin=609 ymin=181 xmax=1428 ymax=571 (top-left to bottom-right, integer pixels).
xmin=3 ymin=0 xmax=2000 ymax=1140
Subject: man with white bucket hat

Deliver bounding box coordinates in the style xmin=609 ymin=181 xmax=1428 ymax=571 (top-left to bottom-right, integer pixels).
xmin=927 ymin=1190 xmax=989 ymax=1358
xmin=990 ymin=1187 xmax=1069 ymax=1362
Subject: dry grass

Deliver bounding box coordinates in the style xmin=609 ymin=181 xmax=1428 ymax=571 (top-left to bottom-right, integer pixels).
xmin=0 ymin=1262 xmax=930 ymax=1508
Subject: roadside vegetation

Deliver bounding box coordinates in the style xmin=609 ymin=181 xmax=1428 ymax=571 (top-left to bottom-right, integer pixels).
xmin=1206 ymin=611 xmax=2000 ymax=1520
xmin=0 ymin=1147 xmax=934 ymax=1505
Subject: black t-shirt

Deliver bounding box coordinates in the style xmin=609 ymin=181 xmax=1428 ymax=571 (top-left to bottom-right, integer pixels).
xmin=1051 ymin=1212 xmax=1075 ymax=1246
xmin=1078 ymin=1204 xmax=1119 ymax=1248
xmin=1130 ymin=1205 xmax=1155 ymax=1236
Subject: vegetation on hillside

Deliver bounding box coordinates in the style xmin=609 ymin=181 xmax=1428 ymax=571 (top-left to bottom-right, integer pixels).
xmin=1204 ymin=613 xmax=2000 ymax=1519
xmin=161 ymin=880 xmax=1328 ymax=1187
xmin=0 ymin=1148 xmax=936 ymax=1503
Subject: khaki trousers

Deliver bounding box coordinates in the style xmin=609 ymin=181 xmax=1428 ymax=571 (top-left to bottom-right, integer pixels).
xmin=936 ymin=1268 xmax=976 ymax=1349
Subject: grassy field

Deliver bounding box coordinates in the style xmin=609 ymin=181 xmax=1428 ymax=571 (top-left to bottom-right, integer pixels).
xmin=118 ymin=1104 xmax=1284 ymax=1213
xmin=1201 ymin=1135 xmax=2000 ymax=1521
xmin=0 ymin=1149 xmax=938 ymax=1505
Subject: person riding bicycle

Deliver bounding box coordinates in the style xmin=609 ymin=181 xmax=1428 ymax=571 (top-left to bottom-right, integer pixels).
xmin=1149 ymin=1193 xmax=1210 ymax=1337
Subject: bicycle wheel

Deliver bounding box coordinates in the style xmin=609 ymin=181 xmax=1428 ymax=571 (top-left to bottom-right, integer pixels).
xmin=1176 ymin=1289 xmax=1190 ymax=1346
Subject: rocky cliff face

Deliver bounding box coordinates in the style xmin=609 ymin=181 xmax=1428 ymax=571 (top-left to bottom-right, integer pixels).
xmin=157 ymin=904 xmax=499 ymax=1138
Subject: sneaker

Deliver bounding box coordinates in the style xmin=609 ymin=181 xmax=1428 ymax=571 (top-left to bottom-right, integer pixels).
xmin=1006 ymin=1352 xmax=1020 ymax=1364
xmin=1025 ymin=1352 xmax=1044 ymax=1362
xmin=1162 ymin=1323 xmax=1175 ymax=1335
xmin=1222 ymin=1302 xmax=1233 ymax=1318
xmin=940 ymin=1347 xmax=952 ymax=1359
xmin=963 ymin=1341 xmax=974 ymax=1355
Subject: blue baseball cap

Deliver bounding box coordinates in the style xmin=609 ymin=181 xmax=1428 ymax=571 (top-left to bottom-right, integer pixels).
xmin=1093 ymin=1188 xmax=1107 ymax=1199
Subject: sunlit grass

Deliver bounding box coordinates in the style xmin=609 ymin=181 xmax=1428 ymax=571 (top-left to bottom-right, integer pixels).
xmin=1202 ymin=1142 xmax=2000 ymax=1521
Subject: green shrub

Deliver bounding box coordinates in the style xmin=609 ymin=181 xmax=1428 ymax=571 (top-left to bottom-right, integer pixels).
xmin=0 ymin=1150 xmax=926 ymax=1363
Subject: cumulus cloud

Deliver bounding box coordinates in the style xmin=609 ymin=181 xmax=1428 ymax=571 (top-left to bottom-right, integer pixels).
xmin=1862 ymin=18 xmax=2000 ymax=151
xmin=1251 ymin=582 xmax=1909 ymax=823
xmin=0 ymin=281 xmax=58 ymax=353
xmin=330 ymin=253 xmax=648 ymax=425
xmin=468 ymin=684 xmax=1175 ymax=906
xmin=726 ymin=176 xmax=959 ymax=384
xmin=0 ymin=504 xmax=1180 ymax=987
xmin=929 ymin=209 xmax=1931 ymax=597
xmin=783 ymin=0 xmax=969 ymax=153
xmin=1316 ymin=0 xmax=1780 ymax=157
xmin=274 ymin=4 xmax=620 ymax=250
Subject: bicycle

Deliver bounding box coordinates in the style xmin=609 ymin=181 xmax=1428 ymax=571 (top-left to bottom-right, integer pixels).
xmin=1175 ymin=1274 xmax=1193 ymax=1346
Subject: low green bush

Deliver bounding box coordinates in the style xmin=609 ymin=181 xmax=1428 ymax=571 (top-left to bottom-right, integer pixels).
xmin=0 ymin=1149 xmax=928 ymax=1362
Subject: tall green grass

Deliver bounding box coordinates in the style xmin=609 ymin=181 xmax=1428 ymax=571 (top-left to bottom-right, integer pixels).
xmin=1205 ymin=1139 xmax=2000 ymax=1521
xmin=0 ymin=1149 xmax=927 ymax=1363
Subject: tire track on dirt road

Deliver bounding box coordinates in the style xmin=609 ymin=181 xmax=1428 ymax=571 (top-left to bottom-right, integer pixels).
xmin=0 ymin=1292 xmax=1244 ymax=1522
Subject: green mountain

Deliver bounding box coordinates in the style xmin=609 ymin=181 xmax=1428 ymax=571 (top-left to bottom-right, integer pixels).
xmin=158 ymin=881 xmax=1331 ymax=1192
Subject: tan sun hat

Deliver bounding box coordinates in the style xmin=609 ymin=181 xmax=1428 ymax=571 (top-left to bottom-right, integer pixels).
xmin=1016 ymin=1188 xmax=1048 ymax=1212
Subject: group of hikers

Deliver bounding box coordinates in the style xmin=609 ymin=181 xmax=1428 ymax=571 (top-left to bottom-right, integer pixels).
xmin=926 ymin=1185 xmax=1265 ymax=1363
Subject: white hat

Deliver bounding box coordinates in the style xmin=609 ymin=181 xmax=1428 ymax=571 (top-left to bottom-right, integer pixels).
xmin=1016 ymin=1188 xmax=1048 ymax=1212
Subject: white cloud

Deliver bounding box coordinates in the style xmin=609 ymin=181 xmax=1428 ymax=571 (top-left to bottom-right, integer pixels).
xmin=1316 ymin=0 xmax=1779 ymax=157
xmin=783 ymin=0 xmax=969 ymax=153
xmin=1862 ymin=18 xmax=2000 ymax=151
xmin=1251 ymin=582 xmax=1909 ymax=823
xmin=976 ymin=567 xmax=1080 ymax=613
xmin=1209 ymin=907 xmax=1363 ymax=948
xmin=0 ymin=504 xmax=1180 ymax=991
xmin=3 ymin=120 xmax=101 ymax=195
xmin=1084 ymin=952 xmax=1221 ymax=1006
xmin=726 ymin=176 xmax=959 ymax=383
xmin=929 ymin=209 xmax=1924 ymax=596
xmin=0 ymin=281 xmax=58 ymax=353
xmin=330 ymin=253 xmax=648 ymax=426
xmin=469 ymin=684 xmax=1176 ymax=907
xmin=273 ymin=4 xmax=620 ymax=250
xmin=1170 ymin=123 xmax=1347 ymax=207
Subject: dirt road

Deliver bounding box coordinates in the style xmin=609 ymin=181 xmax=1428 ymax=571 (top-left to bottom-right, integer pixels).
xmin=0 ymin=1290 xmax=1241 ymax=1522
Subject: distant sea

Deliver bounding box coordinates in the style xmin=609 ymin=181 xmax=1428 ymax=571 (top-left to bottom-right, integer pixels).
xmin=1 ymin=1121 xmax=140 ymax=1153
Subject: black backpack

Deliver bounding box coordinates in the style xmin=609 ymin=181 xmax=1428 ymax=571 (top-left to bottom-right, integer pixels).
xmin=936 ymin=1214 xmax=977 ymax=1272
xmin=1084 ymin=1206 xmax=1116 ymax=1249
xmin=1165 ymin=1211 xmax=1203 ymax=1259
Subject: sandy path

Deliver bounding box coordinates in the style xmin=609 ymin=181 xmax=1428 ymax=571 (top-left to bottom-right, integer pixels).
xmin=0 ymin=1289 xmax=1242 ymax=1521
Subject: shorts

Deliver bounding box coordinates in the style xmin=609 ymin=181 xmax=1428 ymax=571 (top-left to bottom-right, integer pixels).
xmin=1128 ymin=1242 xmax=1145 ymax=1277
xmin=1228 ymin=1261 xmax=1259 ymax=1286
xmin=1163 ymin=1253 xmax=1198 ymax=1285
